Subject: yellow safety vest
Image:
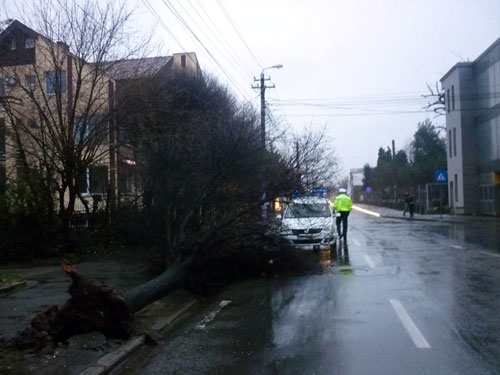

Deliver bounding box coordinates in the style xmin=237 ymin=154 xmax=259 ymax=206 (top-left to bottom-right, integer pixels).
xmin=334 ymin=194 xmax=352 ymax=212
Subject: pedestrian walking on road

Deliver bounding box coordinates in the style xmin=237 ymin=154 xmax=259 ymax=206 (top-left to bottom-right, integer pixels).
xmin=403 ymin=192 xmax=415 ymax=218
xmin=333 ymin=188 xmax=352 ymax=241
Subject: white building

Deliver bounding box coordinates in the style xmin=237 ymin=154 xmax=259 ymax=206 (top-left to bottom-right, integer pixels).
xmin=441 ymin=37 xmax=500 ymax=215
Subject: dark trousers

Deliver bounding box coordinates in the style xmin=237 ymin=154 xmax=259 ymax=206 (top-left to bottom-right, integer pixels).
xmin=403 ymin=203 xmax=415 ymax=217
xmin=336 ymin=211 xmax=350 ymax=239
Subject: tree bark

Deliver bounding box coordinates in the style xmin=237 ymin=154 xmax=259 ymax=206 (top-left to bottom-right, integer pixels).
xmin=123 ymin=262 xmax=187 ymax=313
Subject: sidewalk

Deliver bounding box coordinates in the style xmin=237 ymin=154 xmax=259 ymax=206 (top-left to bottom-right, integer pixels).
xmin=0 ymin=253 xmax=202 ymax=375
xmin=355 ymin=203 xmax=500 ymax=224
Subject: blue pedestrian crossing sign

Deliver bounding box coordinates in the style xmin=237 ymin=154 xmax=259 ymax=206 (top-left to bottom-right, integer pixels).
xmin=434 ymin=170 xmax=448 ymax=183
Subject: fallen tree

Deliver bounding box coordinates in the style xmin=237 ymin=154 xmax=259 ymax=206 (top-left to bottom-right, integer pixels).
xmin=3 ymin=243 xmax=324 ymax=351
xmin=1 ymin=17 xmax=341 ymax=351
xmin=1 ymin=71 xmax=340 ymax=352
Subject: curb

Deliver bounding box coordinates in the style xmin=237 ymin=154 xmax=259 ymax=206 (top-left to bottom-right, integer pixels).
xmin=381 ymin=215 xmax=444 ymax=223
xmin=0 ymin=281 xmax=26 ymax=294
xmin=380 ymin=214 xmax=489 ymax=224
xmin=76 ymin=298 xmax=198 ymax=375
xmin=152 ymin=299 xmax=197 ymax=331
xmin=78 ymin=336 xmax=146 ymax=375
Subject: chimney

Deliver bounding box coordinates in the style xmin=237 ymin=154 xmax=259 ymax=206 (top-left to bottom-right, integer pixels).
xmin=57 ymin=41 xmax=69 ymax=53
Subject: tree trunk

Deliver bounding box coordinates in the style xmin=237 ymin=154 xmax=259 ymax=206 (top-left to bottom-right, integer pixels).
xmin=123 ymin=262 xmax=187 ymax=313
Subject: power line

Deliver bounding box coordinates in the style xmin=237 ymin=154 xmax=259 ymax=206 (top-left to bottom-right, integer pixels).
xmin=190 ymin=0 xmax=256 ymax=78
xmin=141 ymin=0 xmax=186 ymax=52
xmin=142 ymin=0 xmax=205 ymax=70
xmin=159 ymin=0 xmax=252 ymax=101
xmin=172 ymin=0 xmax=251 ymax=83
xmin=271 ymin=110 xmax=429 ymax=117
xmin=215 ymin=0 xmax=262 ymax=70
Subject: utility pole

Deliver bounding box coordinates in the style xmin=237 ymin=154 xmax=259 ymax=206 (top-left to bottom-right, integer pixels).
xmin=296 ymin=139 xmax=301 ymax=185
xmin=252 ymin=64 xmax=282 ymax=148
xmin=252 ymin=64 xmax=282 ymax=220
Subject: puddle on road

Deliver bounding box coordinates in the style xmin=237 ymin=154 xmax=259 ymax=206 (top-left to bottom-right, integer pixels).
xmin=315 ymin=247 xmax=378 ymax=276
xmin=316 ymin=248 xmax=359 ymax=275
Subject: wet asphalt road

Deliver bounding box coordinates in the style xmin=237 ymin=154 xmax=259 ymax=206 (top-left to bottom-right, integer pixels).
xmin=112 ymin=211 xmax=500 ymax=375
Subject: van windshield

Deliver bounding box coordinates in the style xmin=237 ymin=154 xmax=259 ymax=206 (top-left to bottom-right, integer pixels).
xmin=284 ymin=203 xmax=331 ymax=218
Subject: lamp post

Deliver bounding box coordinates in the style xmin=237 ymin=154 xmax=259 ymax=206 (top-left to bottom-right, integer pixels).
xmin=254 ymin=64 xmax=283 ymax=148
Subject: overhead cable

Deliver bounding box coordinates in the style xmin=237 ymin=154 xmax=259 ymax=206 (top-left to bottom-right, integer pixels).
xmin=160 ymin=0 xmax=252 ymax=101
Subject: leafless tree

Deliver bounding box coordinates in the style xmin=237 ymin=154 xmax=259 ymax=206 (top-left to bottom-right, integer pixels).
xmin=423 ymin=82 xmax=445 ymax=116
xmin=286 ymin=125 xmax=340 ymax=192
xmin=0 ymin=0 xmax=150 ymax=232
xmin=116 ymin=72 xmax=342 ymax=311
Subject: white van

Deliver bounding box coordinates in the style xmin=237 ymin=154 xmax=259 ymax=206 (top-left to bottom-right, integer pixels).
xmin=279 ymin=196 xmax=336 ymax=251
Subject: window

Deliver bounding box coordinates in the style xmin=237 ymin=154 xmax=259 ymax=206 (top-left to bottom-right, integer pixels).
xmin=118 ymin=124 xmax=131 ymax=146
xmin=451 ymin=85 xmax=455 ymax=111
xmin=446 ymin=89 xmax=450 ymax=113
xmin=0 ymin=118 xmax=5 ymax=158
xmin=15 ymin=123 xmax=24 ymax=163
xmin=25 ymin=75 xmax=36 ymax=89
xmin=479 ymin=186 xmax=494 ymax=201
xmin=75 ymin=117 xmax=85 ymax=144
xmin=181 ymin=54 xmax=186 ymax=68
xmin=25 ymin=39 xmax=35 ymax=48
xmin=0 ymin=119 xmax=5 ymax=193
xmin=75 ymin=115 xmax=104 ymax=144
xmin=77 ymin=166 xmax=108 ymax=195
xmin=45 ymin=70 xmax=67 ymax=95
xmin=0 ymin=164 xmax=5 ymax=194
xmin=119 ymin=164 xmax=135 ymax=194
xmin=10 ymin=40 xmax=16 ymax=50
xmin=448 ymin=130 xmax=452 ymax=158
xmin=454 ymin=174 xmax=458 ymax=202
xmin=453 ymin=128 xmax=457 ymax=157
xmin=0 ymin=78 xmax=4 ymax=96
xmin=284 ymin=203 xmax=331 ymax=218
xmin=4 ymin=74 xmax=16 ymax=85
xmin=449 ymin=181 xmax=454 ymax=207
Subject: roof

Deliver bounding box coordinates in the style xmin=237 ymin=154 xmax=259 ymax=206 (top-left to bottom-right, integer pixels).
xmin=103 ymin=56 xmax=172 ymax=80
xmin=441 ymin=36 xmax=500 ymax=82
xmin=440 ymin=62 xmax=473 ymax=83
xmin=0 ymin=20 xmax=38 ymax=43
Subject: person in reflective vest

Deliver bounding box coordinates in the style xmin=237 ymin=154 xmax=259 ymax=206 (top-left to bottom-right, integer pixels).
xmin=333 ymin=188 xmax=352 ymax=240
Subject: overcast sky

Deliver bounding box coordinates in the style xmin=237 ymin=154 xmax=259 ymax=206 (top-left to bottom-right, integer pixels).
xmin=135 ymin=0 xmax=500 ymax=176
xmin=6 ymin=0 xmax=500 ymax=178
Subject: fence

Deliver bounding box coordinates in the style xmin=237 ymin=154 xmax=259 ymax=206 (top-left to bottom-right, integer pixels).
xmin=356 ymin=183 xmax=449 ymax=214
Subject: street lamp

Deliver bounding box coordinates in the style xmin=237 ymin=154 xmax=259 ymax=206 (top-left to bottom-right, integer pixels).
xmin=263 ymin=64 xmax=283 ymax=71
xmin=254 ymin=64 xmax=283 ymax=148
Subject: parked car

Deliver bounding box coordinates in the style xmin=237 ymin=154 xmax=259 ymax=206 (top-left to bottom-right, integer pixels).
xmin=279 ymin=196 xmax=336 ymax=251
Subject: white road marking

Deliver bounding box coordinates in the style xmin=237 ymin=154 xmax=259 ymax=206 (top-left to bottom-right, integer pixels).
xmin=352 ymin=205 xmax=381 ymax=217
xmin=389 ymin=299 xmax=431 ymax=349
xmin=352 ymin=238 xmax=361 ymax=246
xmin=480 ymin=251 xmax=500 ymax=259
xmin=195 ymin=300 xmax=231 ymax=329
xmin=363 ymin=254 xmax=376 ymax=269
xmin=449 ymin=245 xmax=463 ymax=249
